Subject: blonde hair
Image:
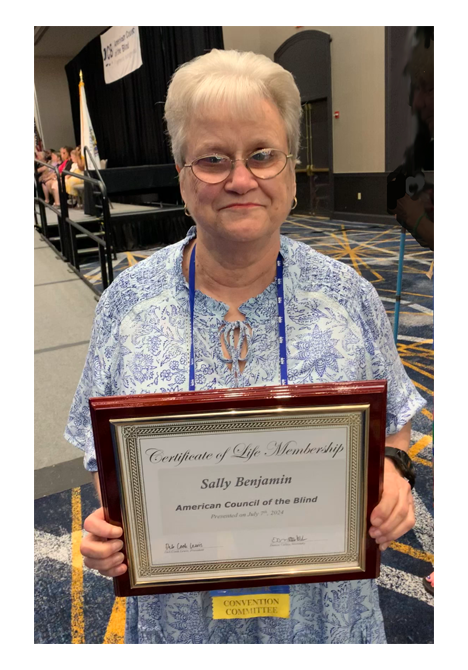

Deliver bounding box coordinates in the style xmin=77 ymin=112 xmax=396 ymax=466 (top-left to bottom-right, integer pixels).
xmin=164 ymin=49 xmax=302 ymax=165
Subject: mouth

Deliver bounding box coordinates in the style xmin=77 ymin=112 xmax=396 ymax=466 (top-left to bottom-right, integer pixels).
xmin=221 ymin=203 xmax=263 ymax=210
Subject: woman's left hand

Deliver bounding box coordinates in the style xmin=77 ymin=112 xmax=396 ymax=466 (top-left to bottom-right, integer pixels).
xmin=369 ymin=458 xmax=415 ymax=551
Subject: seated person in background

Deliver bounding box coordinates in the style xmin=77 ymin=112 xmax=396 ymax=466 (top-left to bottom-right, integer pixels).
xmin=75 ymin=146 xmax=85 ymax=172
xmin=65 ymin=147 xmax=85 ymax=205
xmin=49 ymin=150 xmax=61 ymax=168
xmin=36 ymin=151 xmax=60 ymax=207
xmin=58 ymin=146 xmax=73 ymax=173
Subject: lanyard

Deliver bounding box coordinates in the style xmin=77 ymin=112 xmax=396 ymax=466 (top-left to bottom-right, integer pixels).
xmin=189 ymin=244 xmax=288 ymax=390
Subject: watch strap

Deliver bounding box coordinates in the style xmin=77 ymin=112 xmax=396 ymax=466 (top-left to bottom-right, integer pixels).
xmin=385 ymin=447 xmax=416 ymax=489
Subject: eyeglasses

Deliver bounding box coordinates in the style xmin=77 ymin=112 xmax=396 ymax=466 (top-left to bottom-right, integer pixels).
xmin=183 ymin=148 xmax=294 ymax=184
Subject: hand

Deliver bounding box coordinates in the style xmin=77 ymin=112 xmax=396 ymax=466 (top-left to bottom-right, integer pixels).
xmin=369 ymin=459 xmax=415 ymax=551
xmin=389 ymin=193 xmax=427 ymax=228
xmin=81 ymin=507 xmax=127 ymax=577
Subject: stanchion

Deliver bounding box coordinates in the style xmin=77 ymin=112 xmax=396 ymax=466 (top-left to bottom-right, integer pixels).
xmin=393 ymin=227 xmax=406 ymax=342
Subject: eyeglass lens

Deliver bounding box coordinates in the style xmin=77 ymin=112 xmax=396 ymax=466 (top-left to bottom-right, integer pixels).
xmin=192 ymin=149 xmax=287 ymax=183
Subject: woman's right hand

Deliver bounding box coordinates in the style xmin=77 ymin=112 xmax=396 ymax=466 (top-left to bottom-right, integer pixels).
xmin=81 ymin=507 xmax=127 ymax=577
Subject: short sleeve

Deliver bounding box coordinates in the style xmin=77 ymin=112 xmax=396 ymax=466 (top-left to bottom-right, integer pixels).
xmin=357 ymin=281 xmax=426 ymax=434
xmin=64 ymin=292 xmax=117 ymax=471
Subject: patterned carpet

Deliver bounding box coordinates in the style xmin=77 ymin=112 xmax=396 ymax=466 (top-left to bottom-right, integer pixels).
xmin=35 ymin=216 xmax=434 ymax=644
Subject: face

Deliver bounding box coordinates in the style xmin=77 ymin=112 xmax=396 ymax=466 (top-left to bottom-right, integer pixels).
xmin=51 ymin=152 xmax=60 ymax=163
xmin=177 ymin=98 xmax=296 ymax=246
xmin=60 ymin=147 xmax=70 ymax=161
xmin=411 ymin=76 xmax=434 ymax=136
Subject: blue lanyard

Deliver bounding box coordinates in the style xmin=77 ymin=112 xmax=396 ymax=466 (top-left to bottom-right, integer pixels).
xmin=189 ymin=244 xmax=288 ymax=390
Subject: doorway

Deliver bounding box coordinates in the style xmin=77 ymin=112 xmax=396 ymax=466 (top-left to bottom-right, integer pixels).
xmin=275 ymin=30 xmax=334 ymax=217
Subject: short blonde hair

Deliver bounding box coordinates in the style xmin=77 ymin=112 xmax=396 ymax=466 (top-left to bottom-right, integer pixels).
xmin=164 ymin=49 xmax=302 ymax=165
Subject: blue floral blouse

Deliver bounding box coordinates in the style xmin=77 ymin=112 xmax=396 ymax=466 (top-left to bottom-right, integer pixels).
xmin=65 ymin=226 xmax=425 ymax=644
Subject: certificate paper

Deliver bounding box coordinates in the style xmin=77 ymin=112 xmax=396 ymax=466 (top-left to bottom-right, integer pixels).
xmin=90 ymin=382 xmax=386 ymax=595
xmin=112 ymin=408 xmax=367 ymax=587
xmin=149 ymin=425 xmax=347 ymax=561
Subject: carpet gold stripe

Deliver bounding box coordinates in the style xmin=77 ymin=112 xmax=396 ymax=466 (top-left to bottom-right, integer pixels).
xmin=402 ymin=360 xmax=434 ymax=380
xmin=409 ymin=434 xmax=432 ymax=459
xmin=411 ymin=380 xmax=434 ymax=396
xmin=422 ymin=408 xmax=433 ymax=421
xmin=413 ymin=456 xmax=433 ymax=467
xmin=103 ymin=598 xmax=126 ymax=644
xmin=389 ymin=541 xmax=434 ymax=563
xmin=71 ymin=487 xmax=85 ymax=644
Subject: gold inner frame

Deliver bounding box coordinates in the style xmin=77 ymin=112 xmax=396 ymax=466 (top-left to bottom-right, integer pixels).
xmin=110 ymin=404 xmax=370 ymax=589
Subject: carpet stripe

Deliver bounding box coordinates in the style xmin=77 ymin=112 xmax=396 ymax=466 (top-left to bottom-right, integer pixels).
xmin=71 ymin=487 xmax=85 ymax=644
xmin=103 ymin=598 xmax=126 ymax=644
xmin=409 ymin=434 xmax=433 ymax=459
xmin=412 ymin=490 xmax=434 ymax=555
xmin=389 ymin=541 xmax=434 ymax=563
xmin=411 ymin=380 xmax=434 ymax=396
xmin=376 ymin=564 xmax=434 ymax=606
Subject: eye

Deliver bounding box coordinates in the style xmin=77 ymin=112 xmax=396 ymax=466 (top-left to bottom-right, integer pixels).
xmin=250 ymin=149 xmax=274 ymax=162
xmin=196 ymin=155 xmax=227 ymax=166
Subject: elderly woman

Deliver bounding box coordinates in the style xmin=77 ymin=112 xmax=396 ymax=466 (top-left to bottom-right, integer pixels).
xmin=66 ymin=50 xmax=425 ymax=644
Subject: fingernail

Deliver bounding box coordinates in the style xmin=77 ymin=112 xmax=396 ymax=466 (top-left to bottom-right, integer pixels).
xmin=371 ymin=530 xmax=382 ymax=538
xmin=112 ymin=541 xmax=124 ymax=551
xmin=112 ymin=526 xmax=123 ymax=538
xmin=373 ymin=518 xmax=382 ymax=527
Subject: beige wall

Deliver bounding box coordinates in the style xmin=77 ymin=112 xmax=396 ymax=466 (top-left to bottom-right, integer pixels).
xmin=34 ymin=57 xmax=76 ymax=150
xmin=223 ymin=26 xmax=385 ymax=174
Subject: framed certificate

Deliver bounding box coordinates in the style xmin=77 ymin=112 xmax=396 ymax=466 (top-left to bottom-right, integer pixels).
xmin=89 ymin=381 xmax=387 ymax=596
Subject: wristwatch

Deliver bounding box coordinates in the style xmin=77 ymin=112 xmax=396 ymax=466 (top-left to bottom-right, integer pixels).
xmin=385 ymin=447 xmax=416 ymax=489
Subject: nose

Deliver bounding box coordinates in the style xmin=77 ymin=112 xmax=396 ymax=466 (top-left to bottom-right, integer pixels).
xmin=224 ymin=159 xmax=258 ymax=193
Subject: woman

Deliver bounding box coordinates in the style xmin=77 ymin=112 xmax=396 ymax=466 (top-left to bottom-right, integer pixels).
xmin=65 ymin=147 xmax=85 ymax=201
xmin=36 ymin=151 xmax=60 ymax=206
xmin=66 ymin=50 xmax=425 ymax=644
xmin=58 ymin=146 xmax=73 ymax=174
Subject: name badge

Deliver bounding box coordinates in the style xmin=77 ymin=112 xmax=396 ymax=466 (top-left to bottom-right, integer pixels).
xmin=210 ymin=586 xmax=290 ymax=619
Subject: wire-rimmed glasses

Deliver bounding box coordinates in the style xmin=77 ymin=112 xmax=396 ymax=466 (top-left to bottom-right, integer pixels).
xmin=183 ymin=148 xmax=294 ymax=184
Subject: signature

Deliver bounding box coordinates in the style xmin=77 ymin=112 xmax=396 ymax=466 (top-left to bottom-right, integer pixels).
xmin=271 ymin=535 xmax=307 ymax=544
xmin=165 ymin=542 xmax=204 ymax=551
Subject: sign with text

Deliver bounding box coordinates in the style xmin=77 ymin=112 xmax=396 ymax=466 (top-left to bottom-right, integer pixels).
xmin=89 ymin=382 xmax=386 ymax=596
xmin=100 ymin=26 xmax=143 ymax=84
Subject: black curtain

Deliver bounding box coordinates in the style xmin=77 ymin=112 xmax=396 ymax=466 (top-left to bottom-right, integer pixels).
xmin=65 ymin=27 xmax=224 ymax=167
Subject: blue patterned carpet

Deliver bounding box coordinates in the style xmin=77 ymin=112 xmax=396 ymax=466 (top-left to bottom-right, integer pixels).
xmin=35 ymin=216 xmax=434 ymax=643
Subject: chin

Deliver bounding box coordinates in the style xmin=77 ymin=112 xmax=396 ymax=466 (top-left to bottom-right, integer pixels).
xmin=215 ymin=211 xmax=281 ymax=243
xmin=220 ymin=221 xmax=277 ymax=244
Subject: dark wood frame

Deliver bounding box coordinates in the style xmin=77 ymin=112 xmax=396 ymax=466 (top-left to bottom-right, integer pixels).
xmin=90 ymin=380 xmax=387 ymax=597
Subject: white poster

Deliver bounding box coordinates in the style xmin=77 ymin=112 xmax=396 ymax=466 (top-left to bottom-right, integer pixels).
xmin=100 ymin=26 xmax=143 ymax=84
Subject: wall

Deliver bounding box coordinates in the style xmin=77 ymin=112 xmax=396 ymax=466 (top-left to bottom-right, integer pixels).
xmin=222 ymin=26 xmax=385 ymax=175
xmin=34 ymin=57 xmax=76 ymax=150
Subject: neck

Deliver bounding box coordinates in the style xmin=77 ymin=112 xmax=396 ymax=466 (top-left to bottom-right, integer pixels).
xmin=183 ymin=229 xmax=281 ymax=309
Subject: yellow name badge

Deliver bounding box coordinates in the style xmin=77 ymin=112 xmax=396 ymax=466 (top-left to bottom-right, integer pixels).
xmin=212 ymin=588 xmax=290 ymax=619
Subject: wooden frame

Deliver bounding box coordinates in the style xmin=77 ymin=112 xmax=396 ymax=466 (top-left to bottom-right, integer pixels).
xmin=90 ymin=380 xmax=387 ymax=597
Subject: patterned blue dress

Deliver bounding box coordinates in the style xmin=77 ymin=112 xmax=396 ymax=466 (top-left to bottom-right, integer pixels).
xmin=65 ymin=226 xmax=425 ymax=644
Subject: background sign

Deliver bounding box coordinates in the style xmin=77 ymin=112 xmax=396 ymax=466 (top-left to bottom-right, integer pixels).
xmin=100 ymin=26 xmax=143 ymax=84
